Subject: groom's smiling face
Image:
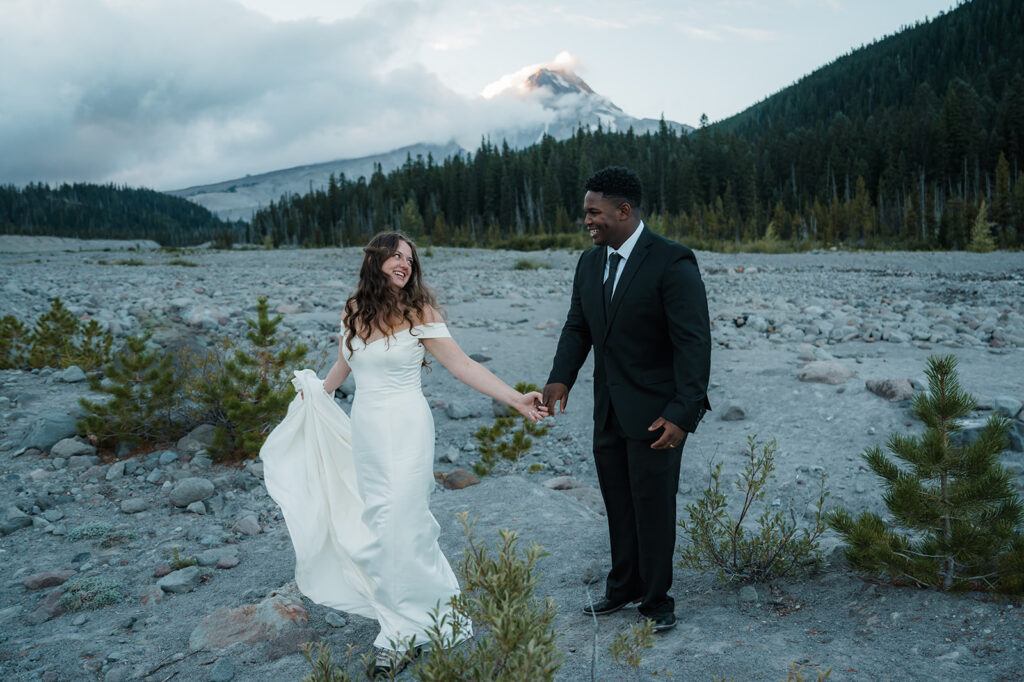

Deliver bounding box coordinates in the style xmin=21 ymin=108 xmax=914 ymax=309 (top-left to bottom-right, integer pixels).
xmin=583 ymin=191 xmax=634 ymax=249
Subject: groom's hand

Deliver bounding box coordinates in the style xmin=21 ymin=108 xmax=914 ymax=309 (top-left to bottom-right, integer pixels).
xmin=648 ymin=417 xmax=687 ymax=450
xmin=542 ymin=382 xmax=570 ymax=414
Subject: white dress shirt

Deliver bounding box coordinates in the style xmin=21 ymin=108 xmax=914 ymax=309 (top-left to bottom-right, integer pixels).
xmin=603 ymin=221 xmax=645 ymax=296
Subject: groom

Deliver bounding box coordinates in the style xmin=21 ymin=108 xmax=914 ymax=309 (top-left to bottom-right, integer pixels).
xmin=542 ymin=166 xmax=711 ymax=632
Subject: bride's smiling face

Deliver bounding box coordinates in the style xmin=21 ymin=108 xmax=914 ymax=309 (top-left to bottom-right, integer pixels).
xmin=381 ymin=240 xmax=415 ymax=289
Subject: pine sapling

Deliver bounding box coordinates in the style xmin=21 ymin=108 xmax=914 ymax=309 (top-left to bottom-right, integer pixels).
xmin=827 ymin=354 xmax=1024 ymax=593
xmin=0 ymin=315 xmax=28 ymax=369
xmin=207 ymin=296 xmax=307 ymax=459
xmin=77 ymin=333 xmax=181 ymax=448
xmin=27 ymin=296 xmax=79 ymax=368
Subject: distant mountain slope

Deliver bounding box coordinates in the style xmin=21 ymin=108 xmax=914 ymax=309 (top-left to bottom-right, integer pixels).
xmin=169 ymin=142 xmax=465 ymax=222
xmin=0 ymin=183 xmax=237 ymax=246
xmin=171 ymin=64 xmax=689 ymax=221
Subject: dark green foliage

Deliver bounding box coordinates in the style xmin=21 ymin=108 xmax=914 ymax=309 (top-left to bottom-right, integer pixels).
xmin=472 ymin=382 xmax=549 ymax=476
xmin=2 ymin=298 xmax=114 ymax=371
xmin=0 ymin=315 xmax=28 ymax=369
xmin=412 ymin=513 xmax=562 ymax=681
xmin=205 ymin=297 xmax=308 ymax=460
xmin=827 ymin=354 xmax=1024 ymax=593
xmin=249 ymin=0 xmax=1024 ymax=251
xmin=65 ymin=522 xmax=113 ymax=541
xmin=27 ymin=297 xmax=79 ymax=368
xmin=57 ymin=576 xmax=124 ymax=611
xmin=77 ymin=333 xmax=181 ymax=448
xmin=0 ymin=182 xmax=244 ymax=246
xmin=170 ymin=547 xmax=197 ymax=570
xmin=299 ymin=642 xmax=362 ymax=682
xmin=678 ymin=436 xmax=828 ymax=584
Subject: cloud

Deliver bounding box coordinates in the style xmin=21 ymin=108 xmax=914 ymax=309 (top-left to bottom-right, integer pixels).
xmin=0 ymin=0 xmax=551 ymax=190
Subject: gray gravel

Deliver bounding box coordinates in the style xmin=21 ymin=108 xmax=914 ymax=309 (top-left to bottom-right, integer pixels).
xmin=0 ymin=242 xmax=1022 ymax=680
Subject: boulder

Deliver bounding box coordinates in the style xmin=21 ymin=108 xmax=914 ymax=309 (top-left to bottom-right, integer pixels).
xmin=232 ymin=515 xmax=261 ymax=536
xmin=19 ymin=414 xmax=78 ymax=451
xmin=120 ymin=498 xmax=150 ymax=514
xmin=188 ymin=592 xmax=309 ymax=650
xmin=720 ymin=402 xmax=746 ymax=421
xmin=169 ymin=478 xmax=215 ymax=507
xmin=23 ymin=569 xmax=76 ymax=590
xmin=993 ymin=396 xmax=1023 ymax=419
xmin=58 ymin=366 xmax=87 ymax=383
xmin=541 ymin=476 xmax=579 ymax=490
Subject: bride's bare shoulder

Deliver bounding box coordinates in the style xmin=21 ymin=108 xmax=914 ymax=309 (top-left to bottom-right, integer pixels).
xmin=416 ymin=305 xmax=444 ymax=325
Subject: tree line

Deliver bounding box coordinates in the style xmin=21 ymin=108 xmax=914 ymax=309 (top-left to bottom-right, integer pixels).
xmin=0 ymin=183 xmax=242 ymax=246
xmin=251 ymin=0 xmax=1024 ymax=251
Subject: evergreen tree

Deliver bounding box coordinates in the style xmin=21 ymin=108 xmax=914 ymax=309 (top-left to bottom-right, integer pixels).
xmin=0 ymin=315 xmax=28 ymax=370
xmin=967 ymin=199 xmax=997 ymax=252
xmin=78 ymin=334 xmax=180 ymax=448
xmin=206 ymin=297 xmax=308 ymax=460
xmin=28 ymin=297 xmax=79 ymax=368
xmin=828 ymin=355 xmax=1024 ymax=594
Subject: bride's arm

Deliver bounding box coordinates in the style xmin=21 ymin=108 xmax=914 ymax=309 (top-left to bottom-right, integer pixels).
xmin=422 ymin=336 xmax=547 ymax=422
xmin=322 ymin=333 xmax=352 ymax=395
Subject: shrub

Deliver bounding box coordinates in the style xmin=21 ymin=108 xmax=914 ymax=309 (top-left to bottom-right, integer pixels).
xmin=827 ymin=354 xmax=1024 ymax=594
xmin=65 ymin=522 xmax=113 ymax=541
xmin=170 ymin=547 xmax=197 ymax=570
xmin=0 ymin=315 xmax=28 ymax=369
xmin=27 ymin=297 xmax=79 ymax=368
xmin=512 ymin=257 xmax=550 ymax=271
xmin=299 ymin=642 xmax=362 ymax=682
xmin=77 ymin=333 xmax=181 ymax=448
xmin=678 ymin=435 xmax=828 ymax=583
xmin=412 ymin=513 xmax=562 ymax=681
xmin=58 ymin=576 xmax=124 ymax=611
xmin=607 ymin=618 xmax=655 ymax=682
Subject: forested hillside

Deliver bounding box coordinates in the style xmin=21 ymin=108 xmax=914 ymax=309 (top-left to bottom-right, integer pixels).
xmin=250 ymin=0 xmax=1024 ymax=251
xmin=0 ymin=183 xmax=242 ymax=246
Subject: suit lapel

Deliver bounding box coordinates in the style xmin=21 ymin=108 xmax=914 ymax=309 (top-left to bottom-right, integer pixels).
xmin=603 ymin=228 xmax=654 ymax=339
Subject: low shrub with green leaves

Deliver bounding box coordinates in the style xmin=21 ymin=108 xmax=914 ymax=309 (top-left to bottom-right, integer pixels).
xmin=607 ymin=619 xmax=655 ymax=682
xmin=412 ymin=513 xmax=562 ymax=681
xmin=512 ymin=257 xmax=550 ymax=271
xmin=678 ymin=435 xmax=829 ymax=583
xmin=65 ymin=522 xmax=113 ymax=541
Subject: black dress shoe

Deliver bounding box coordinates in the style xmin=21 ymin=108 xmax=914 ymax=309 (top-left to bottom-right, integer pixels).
xmin=582 ymin=596 xmax=641 ymax=616
xmin=647 ymin=612 xmax=676 ymax=632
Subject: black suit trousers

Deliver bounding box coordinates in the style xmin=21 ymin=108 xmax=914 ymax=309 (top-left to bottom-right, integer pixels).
xmin=593 ymin=402 xmax=683 ymax=618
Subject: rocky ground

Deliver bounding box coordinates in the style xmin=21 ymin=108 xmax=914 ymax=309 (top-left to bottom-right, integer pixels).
xmin=1 ymin=240 xmax=1023 ymax=681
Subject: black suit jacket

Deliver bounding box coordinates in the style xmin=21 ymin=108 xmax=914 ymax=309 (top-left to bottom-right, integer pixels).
xmin=547 ymin=227 xmax=711 ymax=440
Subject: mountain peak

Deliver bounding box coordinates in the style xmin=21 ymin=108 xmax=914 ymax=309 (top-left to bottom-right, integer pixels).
xmin=524 ymin=67 xmax=595 ymax=97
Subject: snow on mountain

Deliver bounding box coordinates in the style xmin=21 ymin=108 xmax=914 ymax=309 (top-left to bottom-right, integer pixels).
xmin=171 ymin=60 xmax=690 ymax=221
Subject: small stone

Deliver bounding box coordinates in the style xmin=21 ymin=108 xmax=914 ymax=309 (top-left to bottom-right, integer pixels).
xmin=581 ymin=560 xmax=603 ymax=585
xmin=158 ymin=450 xmax=180 ymax=466
xmin=993 ymin=396 xmax=1023 ymax=419
xmin=720 ymin=402 xmax=746 ymax=421
xmin=325 ymin=612 xmax=348 ymax=628
xmin=153 ymin=564 xmax=173 ymax=578
xmin=196 ymin=547 xmax=238 ymax=567
xmin=59 ymin=366 xmax=87 ymax=383
xmin=25 ymin=587 xmax=66 ymax=625
xmin=121 ymin=498 xmax=150 ymax=514
xmin=442 ymin=469 xmax=480 ymax=490
xmin=105 ymin=460 xmax=126 ymax=481
xmin=865 ymin=378 xmax=915 ymax=402
xmin=157 ymin=565 xmax=202 ymax=594
xmin=541 ymin=476 xmax=578 ymax=490
xmin=72 ymin=613 xmax=88 ymax=626
xmin=492 ymin=398 xmax=514 ymax=418
xmin=50 ymin=438 xmax=97 ymax=459
xmin=210 ymin=658 xmax=235 ymax=682
xmin=738 ymin=585 xmax=758 ymax=603
xmin=439 ymin=447 xmax=459 ymax=464
xmin=445 ymin=402 xmax=473 ymax=420
xmin=103 ymin=665 xmax=130 ymax=682
xmin=139 ymin=585 xmax=163 ymax=606
xmin=216 ymin=556 xmax=240 ymax=569
xmin=797 ymin=360 xmax=855 ymax=385
xmin=232 ymin=515 xmax=261 ymax=536
xmin=186 ymin=501 xmax=207 ymax=515
xmin=469 ymin=353 xmax=491 ymax=362
xmin=177 ymin=424 xmax=217 ymax=454
xmin=42 ymin=508 xmax=64 ymax=522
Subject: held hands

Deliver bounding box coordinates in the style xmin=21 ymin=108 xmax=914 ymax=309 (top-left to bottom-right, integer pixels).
xmin=541 ymin=382 xmax=570 ymax=415
xmin=513 ymin=391 xmax=549 ymax=423
xmin=648 ymin=417 xmax=687 ymax=450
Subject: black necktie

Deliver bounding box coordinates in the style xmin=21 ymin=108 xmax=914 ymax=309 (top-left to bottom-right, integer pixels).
xmin=604 ymin=252 xmax=622 ymax=310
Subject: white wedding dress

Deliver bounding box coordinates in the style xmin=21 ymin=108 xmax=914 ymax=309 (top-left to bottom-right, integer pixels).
xmin=260 ymin=323 xmax=468 ymax=651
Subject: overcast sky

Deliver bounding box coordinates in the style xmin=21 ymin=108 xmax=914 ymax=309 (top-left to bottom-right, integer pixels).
xmin=1 ymin=0 xmax=955 ymax=190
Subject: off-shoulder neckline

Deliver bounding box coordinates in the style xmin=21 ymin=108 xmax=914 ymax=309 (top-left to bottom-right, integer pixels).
xmin=350 ymin=322 xmax=447 ymax=349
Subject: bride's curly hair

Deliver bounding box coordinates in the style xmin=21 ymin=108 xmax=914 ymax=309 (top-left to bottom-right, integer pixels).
xmin=343 ymin=232 xmax=438 ymax=356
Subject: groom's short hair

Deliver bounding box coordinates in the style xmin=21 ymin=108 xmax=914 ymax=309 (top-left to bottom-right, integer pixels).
xmin=585 ymin=166 xmax=642 ymax=212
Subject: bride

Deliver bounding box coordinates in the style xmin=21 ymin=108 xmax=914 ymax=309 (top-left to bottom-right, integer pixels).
xmin=260 ymin=232 xmax=547 ymax=678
